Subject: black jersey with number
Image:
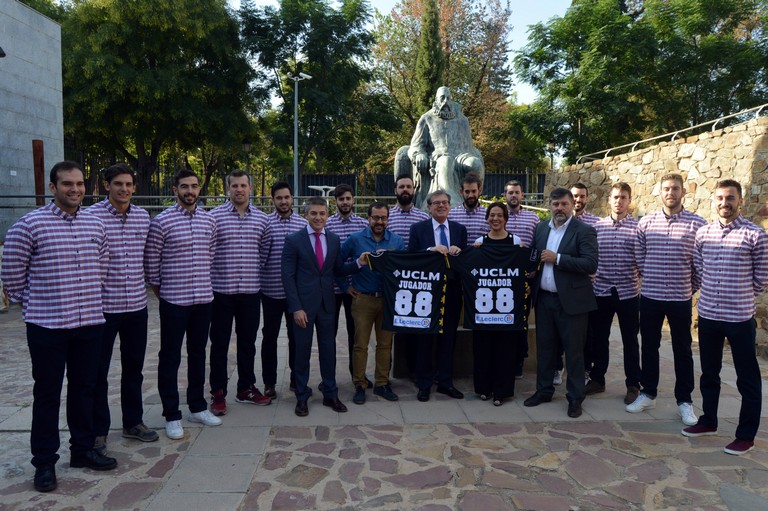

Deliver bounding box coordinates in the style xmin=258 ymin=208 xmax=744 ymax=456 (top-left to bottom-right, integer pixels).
xmin=453 ymin=241 xmax=540 ymax=330
xmin=367 ymin=251 xmax=448 ymax=334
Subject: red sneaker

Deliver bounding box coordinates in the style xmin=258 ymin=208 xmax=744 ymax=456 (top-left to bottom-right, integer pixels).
xmin=210 ymin=389 xmax=227 ymax=416
xmin=235 ymin=385 xmax=271 ymax=406
xmin=724 ymin=439 xmax=754 ymax=456
xmin=681 ymin=424 xmax=717 ymax=437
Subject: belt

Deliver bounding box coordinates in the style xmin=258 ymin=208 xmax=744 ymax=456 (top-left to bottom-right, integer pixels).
xmin=360 ymin=291 xmax=383 ymax=298
xmin=540 ymin=290 xmax=558 ymax=296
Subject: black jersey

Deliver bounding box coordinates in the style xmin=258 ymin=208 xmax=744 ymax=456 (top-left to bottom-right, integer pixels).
xmin=367 ymin=250 xmax=448 ymax=334
xmin=453 ymin=241 xmax=540 ymax=330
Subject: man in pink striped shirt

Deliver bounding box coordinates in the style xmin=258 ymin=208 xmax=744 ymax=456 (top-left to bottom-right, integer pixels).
xmin=2 ymin=161 xmax=116 ymax=492
xmin=208 ymin=170 xmax=272 ymax=416
xmin=585 ymin=182 xmax=641 ymax=405
xmin=626 ymin=173 xmax=706 ymax=426
xmin=145 ymin=170 xmax=220 ymax=440
xmin=87 ymin=163 xmax=157 ymax=454
xmin=683 ymin=180 xmax=768 ymax=455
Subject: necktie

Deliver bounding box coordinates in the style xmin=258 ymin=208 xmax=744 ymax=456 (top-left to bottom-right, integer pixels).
xmin=314 ymin=232 xmax=324 ymax=269
xmin=439 ymin=224 xmax=449 ymax=247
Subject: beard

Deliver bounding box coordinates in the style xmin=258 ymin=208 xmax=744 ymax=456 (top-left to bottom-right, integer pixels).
xmin=464 ymin=197 xmax=478 ymax=209
xmin=433 ymin=101 xmax=456 ymax=120
xmin=397 ymin=192 xmax=413 ymax=206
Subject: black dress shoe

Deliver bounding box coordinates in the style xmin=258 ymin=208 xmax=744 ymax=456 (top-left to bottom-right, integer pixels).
xmin=417 ymin=388 xmax=430 ymax=402
xmin=365 ymin=377 xmax=374 ymax=389
xmin=33 ymin=464 xmax=56 ymax=492
xmin=322 ymin=397 xmax=348 ymax=413
xmin=523 ymin=393 xmax=553 ymax=407
xmin=436 ymin=386 xmax=464 ymax=399
xmin=70 ymin=449 xmax=117 ymax=471
xmin=568 ymin=399 xmax=583 ymax=418
xmin=295 ymin=399 xmax=308 ymax=417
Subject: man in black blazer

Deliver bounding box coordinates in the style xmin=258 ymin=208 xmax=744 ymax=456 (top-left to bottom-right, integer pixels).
xmin=408 ymin=190 xmax=468 ymax=402
xmin=524 ymin=187 xmax=598 ymax=418
xmin=282 ymin=197 xmax=366 ymax=417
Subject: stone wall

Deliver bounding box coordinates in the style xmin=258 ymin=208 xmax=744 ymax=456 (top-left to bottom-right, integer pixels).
xmin=0 ymin=1 xmax=63 ymax=239
xmin=547 ymin=116 xmax=768 ymax=350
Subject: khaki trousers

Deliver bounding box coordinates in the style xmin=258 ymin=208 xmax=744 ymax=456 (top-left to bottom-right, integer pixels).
xmin=351 ymin=294 xmax=393 ymax=387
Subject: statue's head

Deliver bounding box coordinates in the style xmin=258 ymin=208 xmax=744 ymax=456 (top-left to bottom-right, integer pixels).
xmin=432 ymin=87 xmax=456 ymax=120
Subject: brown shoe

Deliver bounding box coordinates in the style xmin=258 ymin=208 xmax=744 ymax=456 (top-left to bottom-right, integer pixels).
xmin=584 ymin=380 xmax=605 ymax=395
xmin=624 ymin=386 xmax=640 ymax=405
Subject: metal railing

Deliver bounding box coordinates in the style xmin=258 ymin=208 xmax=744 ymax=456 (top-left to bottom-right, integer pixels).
xmin=575 ymin=102 xmax=768 ymax=164
xmin=0 ymin=193 xmax=546 ymax=217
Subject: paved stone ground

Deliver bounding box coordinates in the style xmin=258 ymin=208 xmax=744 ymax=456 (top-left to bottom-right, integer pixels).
xmin=2 ymin=295 xmax=768 ymax=510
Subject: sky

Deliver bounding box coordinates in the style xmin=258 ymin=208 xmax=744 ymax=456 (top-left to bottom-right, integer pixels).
xmin=230 ymin=0 xmax=573 ymax=104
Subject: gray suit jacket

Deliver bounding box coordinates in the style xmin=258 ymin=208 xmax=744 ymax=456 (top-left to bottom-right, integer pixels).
xmin=532 ymin=217 xmax=598 ymax=315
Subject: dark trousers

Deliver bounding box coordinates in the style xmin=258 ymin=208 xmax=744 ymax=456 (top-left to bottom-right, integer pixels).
xmin=294 ymin=309 xmax=338 ymax=401
xmin=589 ymin=293 xmax=641 ymax=388
xmin=473 ymin=329 xmax=523 ymax=399
xmin=158 ymin=299 xmax=212 ymax=421
xmin=639 ymin=296 xmax=694 ymax=403
xmin=697 ymin=317 xmax=762 ymax=441
xmin=94 ymin=308 xmax=148 ymax=435
xmin=209 ymin=292 xmax=261 ymax=395
xmin=415 ymin=281 xmax=461 ymax=390
xmin=535 ymin=292 xmax=588 ymax=403
xmin=334 ymin=293 xmax=355 ymax=377
xmin=260 ymin=293 xmax=296 ymax=387
xmin=27 ymin=323 xmax=103 ymax=467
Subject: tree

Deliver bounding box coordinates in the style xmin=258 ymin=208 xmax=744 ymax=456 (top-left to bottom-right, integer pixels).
xmin=62 ymin=0 xmax=253 ymax=194
xmin=414 ymin=0 xmax=445 ymax=113
xmin=515 ymin=0 xmax=768 ymax=160
xmin=240 ymin=0 xmax=400 ymax=184
xmin=372 ymin=0 xmax=518 ymax=171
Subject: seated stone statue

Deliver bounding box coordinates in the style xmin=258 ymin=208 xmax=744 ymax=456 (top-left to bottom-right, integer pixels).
xmin=394 ymin=86 xmax=484 ymax=208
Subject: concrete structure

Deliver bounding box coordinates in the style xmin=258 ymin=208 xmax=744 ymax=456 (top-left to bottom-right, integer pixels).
xmin=0 ymin=1 xmax=63 ymax=238
xmin=1 ymin=296 xmax=768 ymax=509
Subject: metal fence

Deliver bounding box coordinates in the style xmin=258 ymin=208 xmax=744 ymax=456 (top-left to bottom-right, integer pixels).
xmin=0 ymin=194 xmax=546 ymax=218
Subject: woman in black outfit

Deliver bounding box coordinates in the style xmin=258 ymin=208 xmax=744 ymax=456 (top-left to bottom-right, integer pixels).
xmin=472 ymin=202 xmax=524 ymax=406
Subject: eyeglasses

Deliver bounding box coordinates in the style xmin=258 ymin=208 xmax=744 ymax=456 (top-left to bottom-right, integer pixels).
xmin=429 ymin=200 xmax=450 ymax=206
xmin=370 ymin=215 xmax=388 ymax=222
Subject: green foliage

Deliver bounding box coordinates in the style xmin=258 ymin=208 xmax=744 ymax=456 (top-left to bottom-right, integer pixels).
xmin=62 ymin=0 xmax=252 ymax=193
xmin=515 ymin=0 xmax=768 ymax=161
xmin=240 ymin=0 xmax=400 ymax=181
xmin=414 ymin=0 xmax=445 ymax=112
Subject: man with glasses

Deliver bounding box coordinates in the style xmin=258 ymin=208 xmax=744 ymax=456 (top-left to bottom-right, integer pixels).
xmin=338 ymin=202 xmax=405 ymax=404
xmin=408 ymin=190 xmax=468 ymax=402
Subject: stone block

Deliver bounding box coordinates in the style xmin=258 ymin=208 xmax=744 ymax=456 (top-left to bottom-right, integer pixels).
xmin=678 ymin=143 xmax=696 ymax=157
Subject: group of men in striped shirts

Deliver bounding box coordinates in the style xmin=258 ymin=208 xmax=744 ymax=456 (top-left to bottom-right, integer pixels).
xmin=563 ymin=174 xmax=767 ymax=456
xmin=3 ymin=162 xmax=766 ymax=493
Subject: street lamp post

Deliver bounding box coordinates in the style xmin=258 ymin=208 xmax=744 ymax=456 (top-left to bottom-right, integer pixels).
xmin=242 ymin=138 xmax=252 ymax=200
xmin=288 ymin=72 xmax=312 ymax=211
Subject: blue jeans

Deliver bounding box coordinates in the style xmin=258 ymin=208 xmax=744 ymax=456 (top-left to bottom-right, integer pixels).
xmin=27 ymin=323 xmax=102 ymax=467
xmin=94 ymin=308 xmax=149 ymax=434
xmin=639 ymin=296 xmax=694 ymax=403
xmin=697 ymin=317 xmax=762 ymax=441
xmin=209 ymin=292 xmax=260 ymax=395
xmin=158 ymin=300 xmax=212 ymax=421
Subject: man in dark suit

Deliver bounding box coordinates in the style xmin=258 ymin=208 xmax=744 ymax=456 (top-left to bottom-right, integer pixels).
xmin=408 ymin=190 xmax=468 ymax=402
xmin=282 ymin=197 xmax=367 ymax=417
xmin=523 ymin=187 xmax=598 ymax=418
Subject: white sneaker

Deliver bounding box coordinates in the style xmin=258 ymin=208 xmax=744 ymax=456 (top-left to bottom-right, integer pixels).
xmin=553 ymin=370 xmax=563 ymax=386
xmin=678 ymin=402 xmax=697 ymax=426
xmin=625 ymin=393 xmax=656 ymax=413
xmin=188 ymin=410 xmax=222 ymax=427
xmin=165 ymin=420 xmax=184 ymax=440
